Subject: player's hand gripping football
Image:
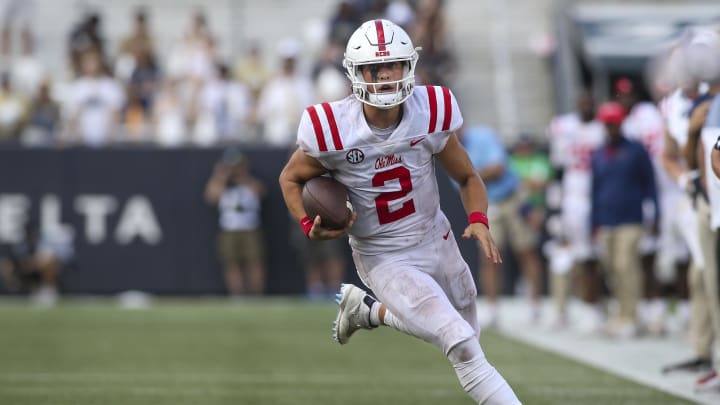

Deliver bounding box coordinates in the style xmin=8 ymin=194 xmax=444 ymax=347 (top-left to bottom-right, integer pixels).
xmin=308 ymin=211 xmax=357 ymax=240
xmin=462 ymin=223 xmax=502 ymax=264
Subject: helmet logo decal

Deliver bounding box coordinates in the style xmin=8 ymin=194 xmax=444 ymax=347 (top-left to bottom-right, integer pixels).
xmin=374 ymin=20 xmax=390 ymax=57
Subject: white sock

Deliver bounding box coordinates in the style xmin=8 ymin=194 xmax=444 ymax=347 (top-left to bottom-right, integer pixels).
xmin=380 ymin=307 xmax=415 ymax=336
xmin=449 ymin=341 xmax=521 ymax=404
xmin=638 ymin=299 xmax=650 ymax=323
xmin=677 ymin=300 xmax=690 ymax=322
xmin=369 ymin=302 xmax=381 ymax=327
xmin=649 ymin=299 xmax=666 ymax=321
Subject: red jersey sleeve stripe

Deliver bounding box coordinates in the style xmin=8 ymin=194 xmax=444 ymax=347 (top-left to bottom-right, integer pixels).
xmin=441 ymin=86 xmax=452 ymax=131
xmin=306 ymin=106 xmax=327 ymax=152
xmin=321 ymin=102 xmax=343 ymax=151
xmin=427 ymin=86 xmax=438 ymax=133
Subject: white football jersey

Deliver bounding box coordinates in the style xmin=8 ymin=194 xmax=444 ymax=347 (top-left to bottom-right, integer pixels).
xmin=297 ymin=86 xmax=463 ymax=255
xmin=659 ymin=89 xmax=692 ymax=148
xmin=623 ymin=101 xmax=678 ymax=196
xmin=547 ymin=113 xmax=604 ymax=197
xmin=701 ymin=96 xmax=720 ymax=230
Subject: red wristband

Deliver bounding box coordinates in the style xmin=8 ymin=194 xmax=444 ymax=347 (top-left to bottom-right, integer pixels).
xmin=299 ymin=216 xmax=313 ymax=238
xmin=468 ymin=211 xmax=489 ymax=229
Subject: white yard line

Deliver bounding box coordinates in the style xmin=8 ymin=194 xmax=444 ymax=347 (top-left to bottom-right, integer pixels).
xmin=488 ymin=298 xmax=720 ymax=405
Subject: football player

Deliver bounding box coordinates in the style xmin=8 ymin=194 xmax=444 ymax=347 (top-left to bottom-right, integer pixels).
xmin=546 ymin=90 xmax=605 ymax=331
xmin=279 ymin=19 xmax=521 ymax=404
xmin=683 ymin=28 xmax=720 ymax=391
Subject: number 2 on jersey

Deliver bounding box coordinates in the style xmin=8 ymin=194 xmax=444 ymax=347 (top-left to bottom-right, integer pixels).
xmin=372 ymin=166 xmax=416 ymax=225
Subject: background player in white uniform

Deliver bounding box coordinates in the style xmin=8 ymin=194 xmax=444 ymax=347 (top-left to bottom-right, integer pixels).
xmin=658 ymin=84 xmax=704 ymax=329
xmin=669 ymin=29 xmax=720 ymax=390
xmin=546 ymin=90 xmax=605 ymax=330
xmin=279 ymin=20 xmax=520 ymax=405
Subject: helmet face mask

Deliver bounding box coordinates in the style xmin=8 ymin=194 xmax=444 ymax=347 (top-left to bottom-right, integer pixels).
xmin=343 ymin=20 xmax=419 ymax=109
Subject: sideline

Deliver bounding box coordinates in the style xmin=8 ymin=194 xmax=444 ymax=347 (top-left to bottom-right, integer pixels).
xmin=487 ymin=298 xmax=719 ymax=405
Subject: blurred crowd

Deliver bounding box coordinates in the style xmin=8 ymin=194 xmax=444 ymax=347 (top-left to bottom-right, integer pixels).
xmin=0 ymin=0 xmax=455 ymax=148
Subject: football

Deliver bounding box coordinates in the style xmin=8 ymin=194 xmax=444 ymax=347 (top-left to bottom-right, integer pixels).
xmin=302 ymin=176 xmax=352 ymax=230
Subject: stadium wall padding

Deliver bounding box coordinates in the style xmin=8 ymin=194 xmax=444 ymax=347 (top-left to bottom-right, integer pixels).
xmin=0 ymin=146 xmax=509 ymax=295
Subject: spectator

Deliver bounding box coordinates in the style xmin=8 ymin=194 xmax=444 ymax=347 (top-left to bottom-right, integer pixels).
xmin=0 ymin=220 xmax=74 ymax=307
xmin=68 ymin=13 xmax=105 ymax=76
xmin=166 ymin=10 xmax=215 ymax=83
xmin=152 ymin=78 xmax=188 ymax=147
xmin=0 ymin=71 xmax=28 ymax=142
xmin=233 ymin=42 xmax=271 ymax=103
xmin=591 ymin=101 xmax=658 ymax=338
xmin=116 ymin=8 xmax=155 ymax=81
xmin=10 ymin=32 xmax=44 ymax=99
xmin=313 ymin=42 xmax=350 ymax=102
xmin=165 ymin=10 xmax=216 ymax=137
xmin=0 ymin=0 xmax=33 ymax=58
xmin=204 ymin=149 xmax=266 ymax=296
xmin=509 ymin=134 xmax=553 ymax=231
xmin=22 ymin=80 xmax=60 ymax=146
xmin=192 ymin=63 xmax=252 ymax=145
xmin=385 ymin=0 xmax=415 ymax=29
xmin=121 ymin=86 xmax=150 ymax=143
xmin=128 ymin=48 xmax=160 ymax=115
xmin=256 ymin=38 xmax=315 ymax=147
xmin=328 ymin=1 xmax=360 ymax=46
xmin=354 ymin=0 xmax=389 ymax=21
xmin=410 ymin=0 xmax=456 ymax=85
xmin=461 ymin=125 xmax=545 ymax=326
xmin=63 ymin=48 xmax=125 ymax=147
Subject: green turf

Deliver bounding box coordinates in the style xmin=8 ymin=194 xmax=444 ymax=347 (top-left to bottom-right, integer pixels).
xmin=0 ymin=298 xmax=693 ymax=405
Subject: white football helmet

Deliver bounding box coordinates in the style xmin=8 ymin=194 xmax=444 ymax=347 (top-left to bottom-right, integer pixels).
xmin=343 ymin=19 xmax=419 ymax=109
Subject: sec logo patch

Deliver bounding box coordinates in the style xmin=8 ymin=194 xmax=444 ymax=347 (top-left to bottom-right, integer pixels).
xmin=346 ymin=149 xmax=365 ymax=164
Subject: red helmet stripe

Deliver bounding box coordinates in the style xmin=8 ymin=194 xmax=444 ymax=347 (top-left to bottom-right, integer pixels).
xmin=426 ymin=86 xmax=438 ymax=133
xmin=321 ymin=102 xmax=343 ymax=151
xmin=441 ymin=87 xmax=452 ymax=131
xmin=374 ymin=19 xmax=387 ymax=51
xmin=306 ymin=106 xmax=328 ymax=152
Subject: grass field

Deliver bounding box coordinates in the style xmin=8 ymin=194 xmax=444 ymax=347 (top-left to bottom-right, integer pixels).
xmin=0 ymin=298 xmax=694 ymax=405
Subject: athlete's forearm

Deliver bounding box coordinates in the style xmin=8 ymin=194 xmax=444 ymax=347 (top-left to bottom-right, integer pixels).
xmin=278 ymin=149 xmax=327 ymax=221
xmin=279 ymin=178 xmax=308 ymax=222
xmin=458 ymin=174 xmax=490 ymax=215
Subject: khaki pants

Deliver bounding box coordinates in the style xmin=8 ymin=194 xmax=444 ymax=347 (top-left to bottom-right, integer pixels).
xmin=551 ymin=271 xmax=571 ymax=317
xmin=692 ymin=198 xmax=720 ymax=368
xmin=598 ymin=224 xmax=644 ymax=326
xmin=487 ymin=189 xmax=536 ymax=252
